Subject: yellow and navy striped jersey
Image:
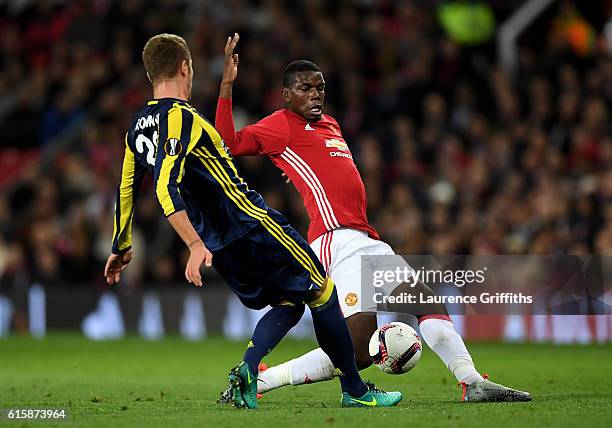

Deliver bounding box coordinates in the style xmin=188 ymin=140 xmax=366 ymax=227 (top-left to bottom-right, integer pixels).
xmin=111 ymin=97 xmax=270 ymax=254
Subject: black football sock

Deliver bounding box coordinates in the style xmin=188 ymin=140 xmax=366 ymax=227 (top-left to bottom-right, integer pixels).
xmin=309 ymin=288 xmax=367 ymax=397
xmin=243 ymin=304 xmax=305 ymax=375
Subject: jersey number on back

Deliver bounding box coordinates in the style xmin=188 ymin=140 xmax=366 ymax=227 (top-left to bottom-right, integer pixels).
xmin=135 ymin=131 xmax=158 ymax=166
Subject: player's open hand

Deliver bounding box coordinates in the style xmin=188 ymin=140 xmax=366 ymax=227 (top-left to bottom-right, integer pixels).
xmin=222 ymin=33 xmax=240 ymax=84
xmin=104 ymin=250 xmax=133 ymax=285
xmin=185 ymin=241 xmax=213 ymax=287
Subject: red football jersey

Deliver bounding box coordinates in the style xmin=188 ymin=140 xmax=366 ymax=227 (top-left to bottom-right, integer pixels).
xmin=216 ymin=97 xmax=379 ymax=243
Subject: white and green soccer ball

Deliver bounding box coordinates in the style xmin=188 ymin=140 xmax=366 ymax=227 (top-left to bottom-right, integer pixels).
xmin=368 ymin=322 xmax=422 ymax=374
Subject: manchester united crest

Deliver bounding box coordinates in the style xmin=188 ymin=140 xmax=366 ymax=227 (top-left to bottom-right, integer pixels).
xmin=344 ymin=292 xmax=358 ymax=306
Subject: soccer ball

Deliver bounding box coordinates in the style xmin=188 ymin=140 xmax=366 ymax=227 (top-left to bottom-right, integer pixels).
xmin=368 ymin=322 xmax=422 ymax=374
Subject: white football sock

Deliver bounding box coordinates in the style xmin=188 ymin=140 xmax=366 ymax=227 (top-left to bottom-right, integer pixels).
xmin=257 ymin=348 xmax=336 ymax=393
xmin=419 ymin=318 xmax=484 ymax=384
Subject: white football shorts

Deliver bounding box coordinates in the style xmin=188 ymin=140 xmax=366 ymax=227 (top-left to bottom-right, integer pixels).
xmin=310 ymin=228 xmax=408 ymax=318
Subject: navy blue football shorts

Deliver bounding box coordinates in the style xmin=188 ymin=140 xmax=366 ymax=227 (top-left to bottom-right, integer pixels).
xmin=212 ymin=212 xmax=327 ymax=309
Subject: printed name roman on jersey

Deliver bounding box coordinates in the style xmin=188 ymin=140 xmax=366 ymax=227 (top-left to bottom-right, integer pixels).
xmin=135 ymin=114 xmax=160 ymax=131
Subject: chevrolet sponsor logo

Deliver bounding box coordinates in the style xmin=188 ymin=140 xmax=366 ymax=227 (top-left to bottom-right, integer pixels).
xmin=325 ymin=138 xmax=349 ymax=151
xmin=330 ymin=151 xmax=353 ymax=159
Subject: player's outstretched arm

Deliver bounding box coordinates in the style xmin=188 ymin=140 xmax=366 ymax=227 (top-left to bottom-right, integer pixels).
xmin=167 ymin=210 xmax=212 ymax=287
xmin=219 ymin=32 xmax=240 ymax=99
xmin=215 ymin=32 xmax=289 ymax=157
xmin=216 ymin=33 xmax=257 ymax=154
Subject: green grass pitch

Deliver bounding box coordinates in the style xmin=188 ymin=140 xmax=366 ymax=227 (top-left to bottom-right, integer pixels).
xmin=0 ymin=335 xmax=611 ymax=427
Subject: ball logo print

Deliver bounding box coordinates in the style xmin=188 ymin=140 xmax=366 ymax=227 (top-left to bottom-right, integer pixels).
xmin=369 ymin=322 xmax=422 ymax=374
xmin=164 ymin=138 xmax=182 ymax=156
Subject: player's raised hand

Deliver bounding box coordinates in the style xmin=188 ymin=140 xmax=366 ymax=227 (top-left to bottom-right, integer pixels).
xmin=281 ymin=172 xmax=291 ymax=184
xmin=104 ymin=250 xmax=133 ymax=285
xmin=222 ymin=33 xmax=240 ymax=84
xmin=185 ymin=240 xmax=213 ymax=287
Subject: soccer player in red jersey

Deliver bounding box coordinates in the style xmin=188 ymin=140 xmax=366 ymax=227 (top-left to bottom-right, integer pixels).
xmin=216 ymin=34 xmax=531 ymax=402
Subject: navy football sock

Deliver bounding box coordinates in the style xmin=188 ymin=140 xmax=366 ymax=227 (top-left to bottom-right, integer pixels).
xmin=243 ymin=304 xmax=305 ymax=375
xmin=309 ymin=288 xmax=367 ymax=397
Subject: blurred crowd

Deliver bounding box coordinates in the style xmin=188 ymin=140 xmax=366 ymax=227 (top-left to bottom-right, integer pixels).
xmin=0 ymin=0 xmax=611 ymax=290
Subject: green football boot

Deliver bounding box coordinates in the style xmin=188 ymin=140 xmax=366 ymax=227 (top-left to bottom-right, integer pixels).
xmin=226 ymin=361 xmax=258 ymax=409
xmin=341 ymin=380 xmax=403 ymax=408
xmin=460 ymin=374 xmax=531 ymax=402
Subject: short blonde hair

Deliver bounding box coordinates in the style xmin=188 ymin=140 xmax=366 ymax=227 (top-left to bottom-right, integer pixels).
xmin=142 ymin=33 xmax=191 ymax=83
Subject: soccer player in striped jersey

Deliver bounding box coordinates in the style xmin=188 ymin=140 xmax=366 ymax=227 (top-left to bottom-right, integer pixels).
xmin=216 ymin=34 xmax=530 ymax=402
xmin=103 ymin=33 xmax=402 ymax=409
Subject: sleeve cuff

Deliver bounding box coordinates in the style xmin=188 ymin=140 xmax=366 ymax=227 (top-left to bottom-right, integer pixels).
xmin=112 ymin=245 xmax=131 ymax=255
xmin=165 ymin=207 xmax=186 ymax=218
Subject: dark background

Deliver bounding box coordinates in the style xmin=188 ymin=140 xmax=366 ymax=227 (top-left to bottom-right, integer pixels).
xmin=0 ymin=0 xmax=610 ymax=299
